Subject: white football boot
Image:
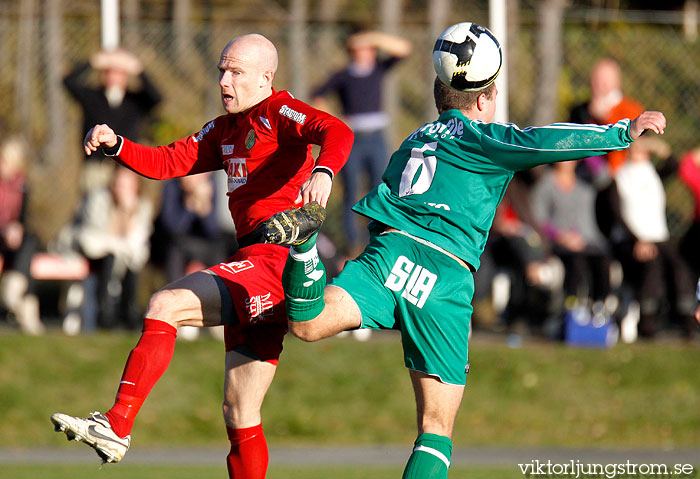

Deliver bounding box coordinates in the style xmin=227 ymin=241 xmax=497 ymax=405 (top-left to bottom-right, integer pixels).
xmin=51 ymin=411 xmax=130 ymax=463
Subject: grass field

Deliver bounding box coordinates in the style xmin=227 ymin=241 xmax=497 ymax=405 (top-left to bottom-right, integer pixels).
xmin=2 ymin=330 xmax=699 ymax=450
xmin=0 ymin=465 xmax=518 ymax=479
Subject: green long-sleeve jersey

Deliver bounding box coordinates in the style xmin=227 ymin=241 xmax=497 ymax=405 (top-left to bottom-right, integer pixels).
xmin=353 ymin=108 xmax=635 ymax=270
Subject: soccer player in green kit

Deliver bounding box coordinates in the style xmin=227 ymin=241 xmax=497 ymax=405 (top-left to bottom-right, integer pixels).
xmin=270 ymin=52 xmax=666 ymax=478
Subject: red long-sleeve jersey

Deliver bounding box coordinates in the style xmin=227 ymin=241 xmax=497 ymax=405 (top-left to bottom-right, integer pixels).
xmin=111 ymin=89 xmax=353 ymax=238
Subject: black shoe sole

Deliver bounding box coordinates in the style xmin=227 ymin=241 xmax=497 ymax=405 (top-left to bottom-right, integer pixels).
xmin=261 ymin=202 xmax=326 ymax=246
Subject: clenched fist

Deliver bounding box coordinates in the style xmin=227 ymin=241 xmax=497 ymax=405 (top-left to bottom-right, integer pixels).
xmin=83 ymin=124 xmax=118 ymax=155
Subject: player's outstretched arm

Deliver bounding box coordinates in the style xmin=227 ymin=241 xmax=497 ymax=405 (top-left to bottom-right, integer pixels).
xmin=83 ymin=124 xmax=118 ymax=155
xmin=629 ymin=111 xmax=666 ymax=140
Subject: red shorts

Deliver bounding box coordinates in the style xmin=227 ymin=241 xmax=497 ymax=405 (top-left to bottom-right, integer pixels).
xmin=208 ymin=243 xmax=289 ymax=365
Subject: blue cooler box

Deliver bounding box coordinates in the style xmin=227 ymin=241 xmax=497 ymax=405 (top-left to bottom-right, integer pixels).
xmin=564 ymin=306 xmax=618 ymax=348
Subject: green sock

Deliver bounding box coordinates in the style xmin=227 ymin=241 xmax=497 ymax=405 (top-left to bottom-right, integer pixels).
xmin=293 ymin=231 xmax=319 ymax=254
xmin=282 ymin=242 xmax=326 ymax=322
xmin=402 ymin=433 xmax=453 ymax=479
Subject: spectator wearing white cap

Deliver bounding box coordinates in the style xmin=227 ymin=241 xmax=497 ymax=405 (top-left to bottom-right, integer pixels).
xmin=64 ymin=49 xmax=162 ymax=190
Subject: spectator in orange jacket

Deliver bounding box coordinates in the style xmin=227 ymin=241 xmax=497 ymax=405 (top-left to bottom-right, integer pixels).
xmin=569 ymin=58 xmax=644 ymax=176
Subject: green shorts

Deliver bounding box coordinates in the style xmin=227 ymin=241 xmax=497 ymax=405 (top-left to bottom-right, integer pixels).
xmin=330 ymin=230 xmax=474 ymax=385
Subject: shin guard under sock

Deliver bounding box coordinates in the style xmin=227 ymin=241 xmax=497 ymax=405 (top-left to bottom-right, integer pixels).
xmin=105 ymin=318 xmax=177 ymax=438
xmin=282 ymin=242 xmax=326 ymax=322
xmin=226 ymin=424 xmax=269 ymax=479
xmin=402 ymin=433 xmax=453 ymax=479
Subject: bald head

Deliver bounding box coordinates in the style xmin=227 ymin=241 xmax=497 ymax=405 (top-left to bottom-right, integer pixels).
xmin=590 ymin=58 xmax=621 ymax=98
xmin=218 ymin=34 xmax=279 ymax=114
xmin=222 ymin=34 xmax=278 ymax=74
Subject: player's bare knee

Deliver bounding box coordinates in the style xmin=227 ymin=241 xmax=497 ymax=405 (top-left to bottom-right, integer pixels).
xmin=221 ymin=401 xmax=246 ymax=428
xmin=418 ymin=411 xmax=456 ymax=437
xmin=146 ymin=289 xmax=182 ymax=325
xmin=221 ymin=398 xmax=260 ymax=428
xmin=221 ymin=401 xmax=234 ymax=424
xmin=287 ymin=319 xmax=324 ymax=342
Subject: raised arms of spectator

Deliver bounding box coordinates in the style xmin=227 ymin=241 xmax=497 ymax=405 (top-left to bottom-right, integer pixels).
xmin=347 ymin=31 xmax=412 ymax=58
xmin=63 ymin=62 xmax=92 ymax=104
xmin=134 ymin=71 xmax=163 ymax=112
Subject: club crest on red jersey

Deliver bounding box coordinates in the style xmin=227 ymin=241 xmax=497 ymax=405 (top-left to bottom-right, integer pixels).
xmin=245 ymin=129 xmax=255 ymax=149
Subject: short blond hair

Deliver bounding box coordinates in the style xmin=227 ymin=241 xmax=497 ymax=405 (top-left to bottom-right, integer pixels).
xmin=433 ymin=77 xmax=495 ymax=114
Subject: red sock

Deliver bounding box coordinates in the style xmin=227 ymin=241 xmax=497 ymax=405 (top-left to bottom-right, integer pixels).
xmin=105 ymin=318 xmax=177 ymax=438
xmin=226 ymin=424 xmax=269 ymax=479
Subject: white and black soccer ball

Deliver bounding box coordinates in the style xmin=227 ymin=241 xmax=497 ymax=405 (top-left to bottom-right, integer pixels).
xmin=433 ymin=22 xmax=502 ymax=92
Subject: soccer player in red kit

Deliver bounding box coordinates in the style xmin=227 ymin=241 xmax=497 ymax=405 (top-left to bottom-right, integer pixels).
xmin=51 ymin=34 xmax=353 ymax=479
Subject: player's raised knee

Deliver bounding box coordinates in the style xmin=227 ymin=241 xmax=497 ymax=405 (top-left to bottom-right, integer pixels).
xmin=287 ymin=318 xmax=325 ymax=342
xmin=146 ymin=288 xmax=182 ymax=324
xmin=221 ymin=401 xmax=234 ymax=423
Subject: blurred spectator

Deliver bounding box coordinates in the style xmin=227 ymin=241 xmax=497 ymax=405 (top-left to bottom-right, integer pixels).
xmin=601 ymin=138 xmax=696 ymax=338
xmin=532 ymin=161 xmax=611 ymax=309
xmin=64 ymin=48 xmax=162 ymax=190
xmin=311 ymin=29 xmax=411 ymax=256
xmin=569 ymin=58 xmax=644 ymax=182
xmin=679 ymin=147 xmax=700 ymax=277
xmin=695 ymin=278 xmax=700 ymax=323
xmin=151 ymin=173 xmax=227 ymax=283
xmin=474 ymin=174 xmax=557 ymax=332
xmin=0 ymin=137 xmax=42 ymax=334
xmin=69 ymin=167 xmax=153 ymax=331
